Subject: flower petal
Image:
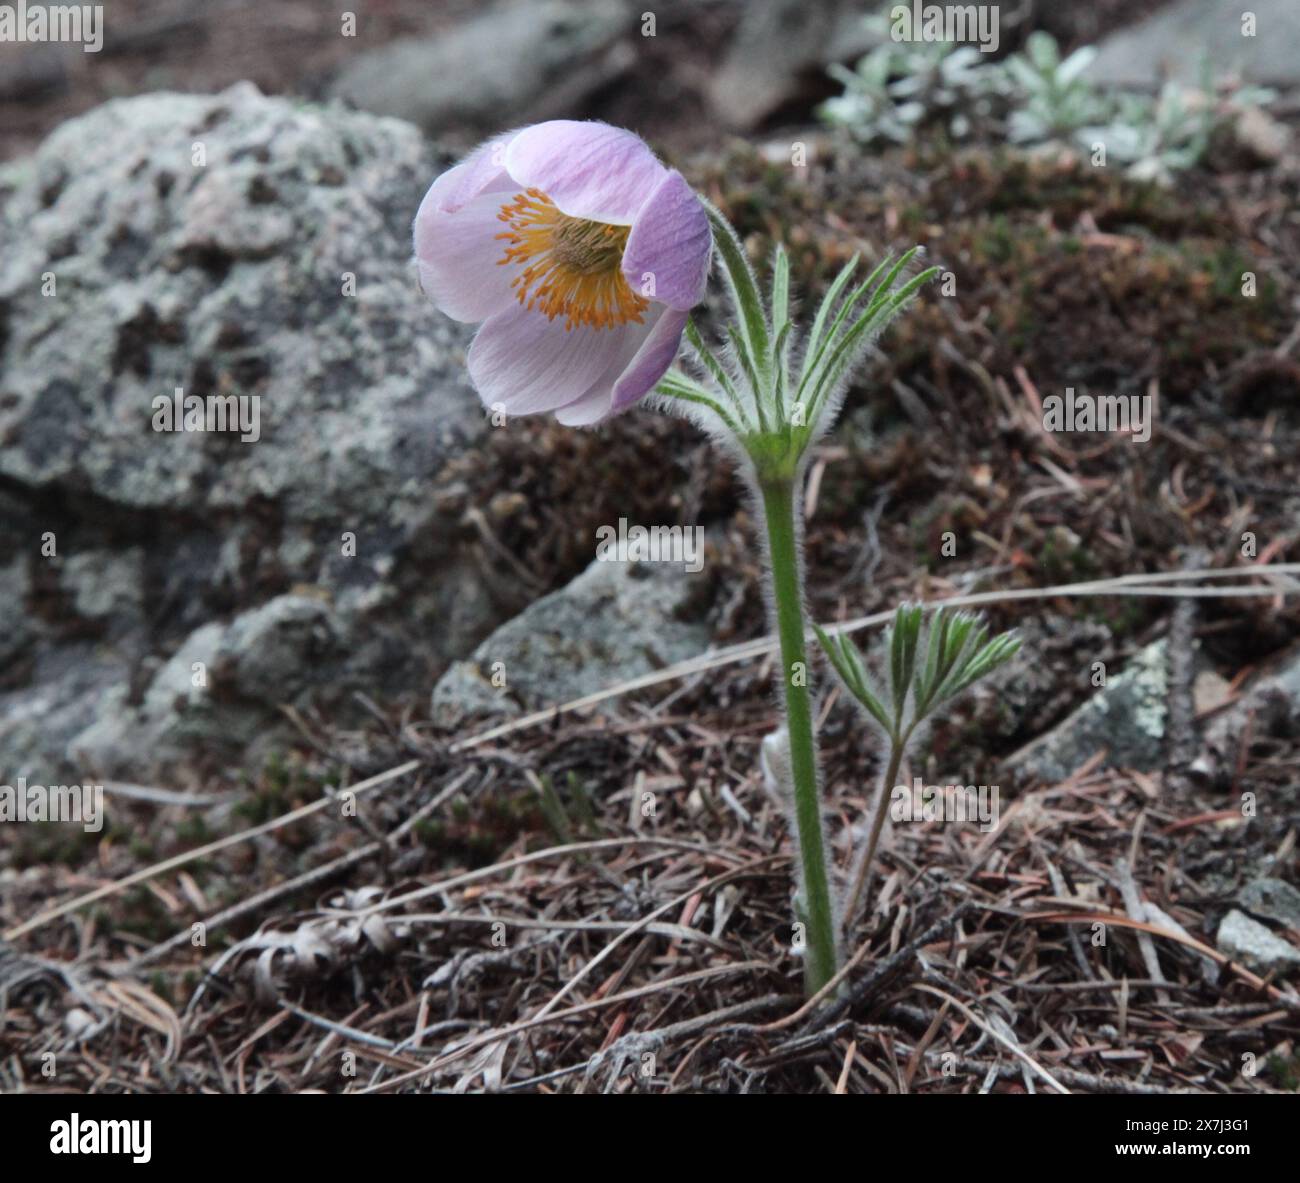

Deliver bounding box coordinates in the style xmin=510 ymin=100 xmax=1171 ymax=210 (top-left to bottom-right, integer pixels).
xmin=414 ymin=190 xmax=520 ymax=323
xmin=503 ymin=120 xmax=666 ymax=224
xmin=552 ymin=385 xmax=618 ymax=427
xmin=610 ymin=307 xmax=690 ymax=414
xmin=422 ymin=130 xmax=520 ymax=214
xmin=551 ymin=309 xmax=664 ymax=426
xmin=468 ymin=304 xmax=638 ymax=415
xmin=621 ymin=171 xmax=711 ymax=311
xmin=552 ymin=305 xmax=688 ymax=425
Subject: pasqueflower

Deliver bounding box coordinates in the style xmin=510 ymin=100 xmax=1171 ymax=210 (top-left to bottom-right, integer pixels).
xmin=414 ymin=120 xmax=711 ymax=425
xmin=411 ymin=120 xmax=960 ymax=999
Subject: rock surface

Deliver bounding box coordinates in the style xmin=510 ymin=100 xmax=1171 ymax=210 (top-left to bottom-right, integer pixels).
xmin=0 ymin=84 xmax=506 ymax=782
xmin=432 ymin=557 xmax=711 ymax=723
xmin=1002 ymin=640 xmax=1169 ymax=784
xmin=329 ymin=0 xmax=632 ymax=136
xmin=1216 ymin=908 xmax=1300 ymax=975
xmin=1089 ymin=0 xmax=1300 ymax=89
xmin=1200 ymin=640 xmax=1300 ymax=785
xmin=962 ymin=612 xmax=1115 ymax=745
xmin=710 ymin=0 xmax=877 ymax=129
xmin=1237 ymin=878 xmax=1300 ymax=930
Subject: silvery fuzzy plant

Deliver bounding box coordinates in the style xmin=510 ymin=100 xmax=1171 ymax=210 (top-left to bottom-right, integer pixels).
xmin=655 ymin=211 xmax=1021 ymax=994
xmin=413 ymin=121 xmax=1019 ymax=997
xmin=822 ymin=25 xmax=1277 ymax=186
xmin=821 ymin=16 xmax=1005 ymax=145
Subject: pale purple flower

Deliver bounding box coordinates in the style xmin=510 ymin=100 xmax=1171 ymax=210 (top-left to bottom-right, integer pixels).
xmin=414 ymin=121 xmax=712 ymax=426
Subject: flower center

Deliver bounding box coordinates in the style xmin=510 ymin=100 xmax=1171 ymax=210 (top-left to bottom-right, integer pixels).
xmin=496 ymin=188 xmax=648 ymax=331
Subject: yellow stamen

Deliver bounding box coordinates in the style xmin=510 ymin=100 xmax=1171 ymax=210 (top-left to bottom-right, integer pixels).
xmin=495 ymin=188 xmax=648 ymax=331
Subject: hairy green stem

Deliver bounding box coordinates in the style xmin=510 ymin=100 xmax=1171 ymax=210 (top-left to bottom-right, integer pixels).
xmin=758 ymin=475 xmax=838 ymax=995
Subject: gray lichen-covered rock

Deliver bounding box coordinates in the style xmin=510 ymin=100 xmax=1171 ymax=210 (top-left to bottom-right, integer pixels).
xmin=1237 ymin=878 xmax=1300 ymax=930
xmin=1002 ymin=640 xmax=1169 ymax=785
xmin=0 ymin=81 xmax=482 ymax=523
xmin=329 ymin=0 xmax=631 ymax=136
xmin=0 ymin=553 xmax=34 ymax=672
xmin=68 ymin=623 xmax=227 ymax=781
xmin=1216 ymin=909 xmax=1300 ymax=975
xmin=61 ymin=549 xmax=146 ymax=632
xmin=0 ymin=84 xmax=506 ymax=782
xmin=432 ymin=558 xmax=712 ymax=723
xmin=68 ymin=595 xmax=348 ymax=780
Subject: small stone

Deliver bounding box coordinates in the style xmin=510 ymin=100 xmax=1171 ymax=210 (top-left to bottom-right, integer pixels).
xmin=1233 ymin=105 xmax=1290 ymax=165
xmin=1193 ymin=670 xmax=1233 ymax=716
xmin=1237 ymin=879 xmax=1300 ymax=930
xmin=65 ymin=1007 xmax=95 ymax=1039
xmin=432 ymin=557 xmax=710 ymax=724
xmin=1217 ymin=909 xmax=1300 ymax=975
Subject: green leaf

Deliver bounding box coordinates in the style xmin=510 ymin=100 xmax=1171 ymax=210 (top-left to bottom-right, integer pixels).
xmin=945 ymin=632 xmax=1022 ymax=698
xmin=824 ymin=605 xmax=1021 ymax=737
xmin=814 ymin=624 xmax=893 ymax=736
xmin=684 ymin=317 xmax=748 ymax=424
xmin=888 ymin=626 xmax=903 ymax=703
xmin=801 ymin=253 xmax=859 ymax=387
xmin=804 ymin=264 xmax=940 ymax=426
xmin=656 ymin=368 xmax=715 ymax=401
xmin=913 ymin=606 xmax=950 ymax=715
xmin=726 ymin=323 xmax=769 ymax=433
xmin=836 ymin=632 xmax=872 ymax=699
xmin=910 ymin=609 xmax=1022 ymax=718
xmin=940 ymin=613 xmax=977 ymax=680
xmin=890 ymin=603 xmax=922 ymax=719
xmin=655 ymin=370 xmax=745 ymax=436
xmin=771 ymin=320 xmax=793 ymax=418
xmin=813 ymin=623 xmax=854 ymax=687
xmin=796 ymin=252 xmax=899 ymax=405
xmin=771 ymin=244 xmax=790 ymax=338
xmin=768 ymin=246 xmax=793 ymax=423
xmin=867 ymin=247 xmax=922 ymax=310
xmin=703 ymin=202 xmax=771 ymax=396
